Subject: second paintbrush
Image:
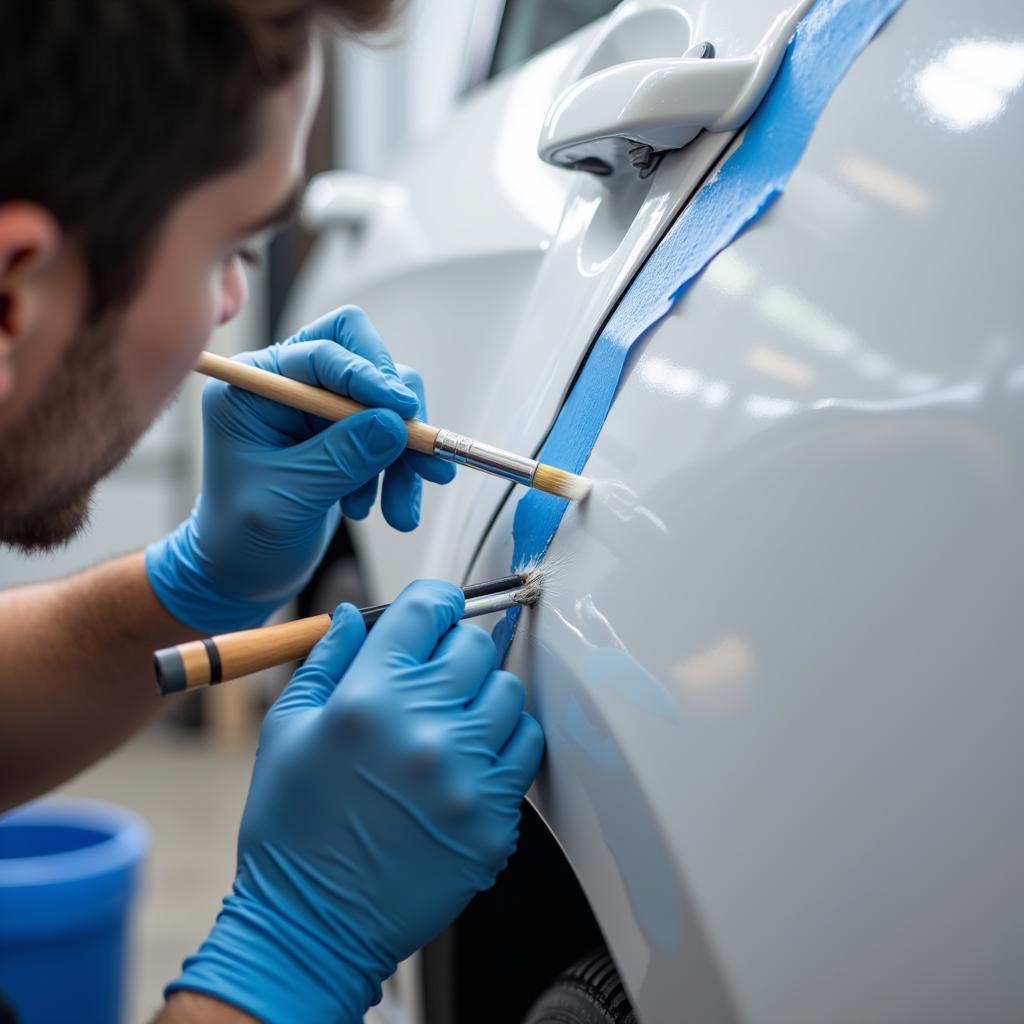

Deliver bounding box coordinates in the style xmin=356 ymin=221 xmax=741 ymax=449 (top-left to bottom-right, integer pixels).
xmin=196 ymin=351 xmax=591 ymax=501
xmin=154 ymin=573 xmax=538 ymax=695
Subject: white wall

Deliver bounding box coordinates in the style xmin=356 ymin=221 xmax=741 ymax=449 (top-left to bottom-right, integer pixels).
xmin=332 ymin=0 xmax=484 ymax=174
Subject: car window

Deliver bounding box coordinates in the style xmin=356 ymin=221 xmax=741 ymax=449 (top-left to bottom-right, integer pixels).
xmin=489 ymin=0 xmax=621 ymax=78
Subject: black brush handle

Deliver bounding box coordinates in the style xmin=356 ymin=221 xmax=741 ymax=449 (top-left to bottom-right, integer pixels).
xmin=358 ymin=574 xmax=525 ymax=628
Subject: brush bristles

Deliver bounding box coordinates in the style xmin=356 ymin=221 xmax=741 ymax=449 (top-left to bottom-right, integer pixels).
xmin=512 ymin=571 xmax=544 ymax=608
xmin=532 ymin=463 xmax=592 ymax=500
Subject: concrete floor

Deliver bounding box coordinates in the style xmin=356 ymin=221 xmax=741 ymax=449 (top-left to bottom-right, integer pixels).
xmin=57 ymin=724 xmax=258 ymax=1023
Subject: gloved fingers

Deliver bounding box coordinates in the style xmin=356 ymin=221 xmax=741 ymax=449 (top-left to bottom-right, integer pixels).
xmin=381 ymin=456 xmax=422 ymax=532
xmin=286 ymin=410 xmax=406 ymax=513
xmin=359 ymin=579 xmax=464 ymax=665
xmin=465 ymin=670 xmax=526 ymax=753
xmin=395 ymin=365 xmax=457 ymax=486
xmin=494 ymin=712 xmax=545 ymax=792
xmin=275 ymin=338 xmax=420 ymax=421
xmin=341 ymin=475 xmax=379 ymax=520
xmin=201 ymin=368 xmax=304 ymax=448
xmin=271 ymin=604 xmax=367 ymax=712
xmin=427 ymin=624 xmax=499 ymax=702
xmin=284 ymin=306 xmax=419 ymax=413
xmin=285 ymin=306 xmax=396 ymax=370
xmin=403 ymin=448 xmax=459 ymax=485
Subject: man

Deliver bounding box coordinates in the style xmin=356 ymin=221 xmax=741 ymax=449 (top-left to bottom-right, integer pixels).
xmin=0 ymin=2 xmax=543 ymax=1022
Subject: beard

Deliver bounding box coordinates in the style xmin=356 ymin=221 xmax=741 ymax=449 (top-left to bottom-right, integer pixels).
xmin=0 ymin=315 xmax=145 ymax=553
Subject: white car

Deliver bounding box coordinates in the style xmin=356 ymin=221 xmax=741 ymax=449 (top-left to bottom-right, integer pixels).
xmin=282 ymin=1 xmax=1024 ymax=1021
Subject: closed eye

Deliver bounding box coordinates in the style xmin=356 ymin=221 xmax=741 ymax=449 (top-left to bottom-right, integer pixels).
xmin=234 ymin=247 xmax=264 ymax=270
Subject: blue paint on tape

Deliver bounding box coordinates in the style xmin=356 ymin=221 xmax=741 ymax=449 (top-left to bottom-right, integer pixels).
xmin=495 ymin=0 xmax=903 ymax=657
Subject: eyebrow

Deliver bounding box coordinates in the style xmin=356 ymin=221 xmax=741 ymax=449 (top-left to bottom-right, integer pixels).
xmin=237 ymin=182 xmax=304 ymax=238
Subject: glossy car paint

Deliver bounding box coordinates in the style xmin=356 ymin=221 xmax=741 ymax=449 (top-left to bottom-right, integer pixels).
xmin=286 ymin=0 xmax=1024 ymax=1020
xmin=465 ymin=2 xmax=1024 ymax=1021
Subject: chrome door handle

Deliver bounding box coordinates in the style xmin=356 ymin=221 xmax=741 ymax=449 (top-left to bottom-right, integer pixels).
xmin=538 ymin=1 xmax=812 ymax=177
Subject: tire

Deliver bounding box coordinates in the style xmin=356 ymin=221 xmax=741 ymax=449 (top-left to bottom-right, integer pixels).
xmin=524 ymin=948 xmax=638 ymax=1024
xmin=0 ymin=993 xmax=18 ymax=1024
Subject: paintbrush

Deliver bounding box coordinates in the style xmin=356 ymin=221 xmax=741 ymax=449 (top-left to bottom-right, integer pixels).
xmin=195 ymin=351 xmax=591 ymax=500
xmin=154 ymin=573 xmax=540 ymax=694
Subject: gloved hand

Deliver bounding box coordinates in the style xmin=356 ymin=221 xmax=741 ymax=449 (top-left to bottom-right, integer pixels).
xmin=166 ymin=580 xmax=544 ymax=1023
xmin=146 ymin=306 xmax=455 ymax=632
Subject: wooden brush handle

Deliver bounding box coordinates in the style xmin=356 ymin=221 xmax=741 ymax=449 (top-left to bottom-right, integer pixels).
xmin=155 ymin=614 xmax=332 ymax=693
xmin=196 ymin=351 xmax=440 ymax=456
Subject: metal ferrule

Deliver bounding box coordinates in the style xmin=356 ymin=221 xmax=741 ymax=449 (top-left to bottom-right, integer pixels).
xmin=462 ymin=589 xmax=529 ymax=619
xmin=432 ymin=429 xmax=538 ymax=487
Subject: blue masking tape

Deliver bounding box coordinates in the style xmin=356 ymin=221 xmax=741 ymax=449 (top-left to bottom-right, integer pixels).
xmin=494 ymin=0 xmax=904 ymax=657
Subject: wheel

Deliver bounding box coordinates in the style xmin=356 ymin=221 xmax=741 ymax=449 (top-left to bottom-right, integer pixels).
xmin=524 ymin=948 xmax=637 ymax=1024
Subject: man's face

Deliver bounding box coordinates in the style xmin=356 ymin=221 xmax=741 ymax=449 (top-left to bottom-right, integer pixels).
xmin=0 ymin=48 xmax=322 ymax=551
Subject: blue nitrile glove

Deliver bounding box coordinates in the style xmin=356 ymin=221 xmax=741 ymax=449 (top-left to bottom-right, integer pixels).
xmin=166 ymin=580 xmax=544 ymax=1023
xmin=146 ymin=306 xmax=456 ymax=632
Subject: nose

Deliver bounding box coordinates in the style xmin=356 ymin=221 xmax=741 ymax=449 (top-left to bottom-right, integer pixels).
xmin=218 ymin=257 xmax=249 ymax=326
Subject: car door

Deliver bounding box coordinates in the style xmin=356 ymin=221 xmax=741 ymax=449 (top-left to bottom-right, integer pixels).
xmin=464 ymin=1 xmax=1024 ymax=1022
xmin=282 ymin=0 xmax=814 ymax=605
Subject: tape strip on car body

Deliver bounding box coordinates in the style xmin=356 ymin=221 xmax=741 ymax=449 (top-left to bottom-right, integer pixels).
xmin=495 ymin=0 xmax=905 ymax=657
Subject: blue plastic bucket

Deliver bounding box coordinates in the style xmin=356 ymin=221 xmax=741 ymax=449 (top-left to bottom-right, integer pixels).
xmin=0 ymin=798 xmax=150 ymax=1024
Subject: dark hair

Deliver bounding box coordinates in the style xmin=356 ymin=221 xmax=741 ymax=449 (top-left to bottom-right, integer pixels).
xmin=0 ymin=0 xmax=401 ymax=319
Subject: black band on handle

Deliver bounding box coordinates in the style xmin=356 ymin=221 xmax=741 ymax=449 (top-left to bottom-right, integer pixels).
xmin=202 ymin=638 xmax=223 ymax=685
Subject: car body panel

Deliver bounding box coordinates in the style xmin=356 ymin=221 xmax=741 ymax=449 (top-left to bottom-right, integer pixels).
xmin=465 ymin=2 xmax=1024 ymax=1020
xmin=286 ymin=0 xmax=1024 ymax=1020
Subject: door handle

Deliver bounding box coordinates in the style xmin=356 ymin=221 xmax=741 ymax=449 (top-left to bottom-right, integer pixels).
xmin=538 ymin=1 xmax=812 ymax=177
xmin=301 ymin=171 xmax=406 ymax=231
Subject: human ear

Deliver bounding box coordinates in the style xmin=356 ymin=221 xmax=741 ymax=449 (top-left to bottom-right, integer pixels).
xmin=0 ymin=203 xmax=61 ymax=399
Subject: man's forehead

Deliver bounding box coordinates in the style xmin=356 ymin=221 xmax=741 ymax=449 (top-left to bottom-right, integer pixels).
xmin=275 ymin=40 xmax=323 ymax=170
xmin=208 ymin=45 xmax=322 ymax=236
